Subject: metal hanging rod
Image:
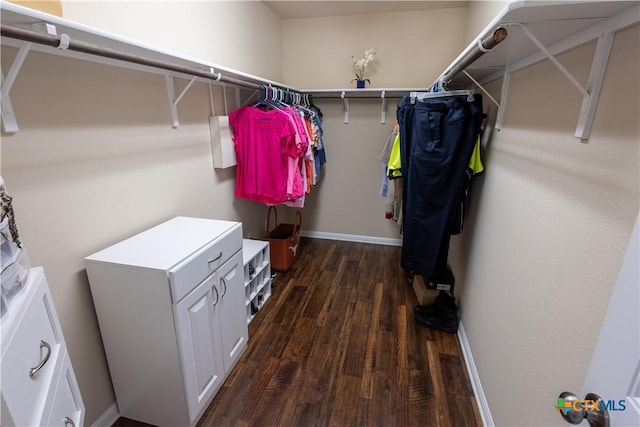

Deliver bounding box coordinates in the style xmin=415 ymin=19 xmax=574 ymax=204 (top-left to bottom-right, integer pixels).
xmin=303 ymin=88 xmax=425 ymax=99
xmin=440 ymin=27 xmax=508 ymax=84
xmin=1 ymin=23 xmax=301 ymax=131
xmin=0 ymin=24 xmax=290 ymax=91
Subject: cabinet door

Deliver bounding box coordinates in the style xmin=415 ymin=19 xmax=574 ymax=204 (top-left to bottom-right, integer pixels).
xmin=1 ymin=272 xmax=63 ymax=427
xmin=40 ymin=353 xmax=84 ymax=427
xmin=216 ymin=251 xmax=249 ymax=372
xmin=174 ymin=273 xmax=224 ymax=423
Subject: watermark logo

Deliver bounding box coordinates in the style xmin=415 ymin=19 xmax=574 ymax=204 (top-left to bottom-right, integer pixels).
xmin=556 ymin=397 xmax=626 ymax=415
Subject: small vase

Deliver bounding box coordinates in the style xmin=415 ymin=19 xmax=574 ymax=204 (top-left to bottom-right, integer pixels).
xmin=356 ymin=80 xmax=366 ymax=89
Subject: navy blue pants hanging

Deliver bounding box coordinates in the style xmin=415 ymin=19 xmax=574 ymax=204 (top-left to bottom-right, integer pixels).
xmin=396 ymin=94 xmax=483 ymax=277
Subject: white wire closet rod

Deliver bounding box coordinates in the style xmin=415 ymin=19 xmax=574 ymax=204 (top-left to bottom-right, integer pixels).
xmin=0 ymin=24 xmax=296 ymax=92
xmin=0 ymin=1 xmax=302 ymax=131
xmin=304 ymin=88 xmax=429 ymax=99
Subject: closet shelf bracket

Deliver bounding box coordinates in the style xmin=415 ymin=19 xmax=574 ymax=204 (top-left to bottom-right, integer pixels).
xmin=575 ymin=31 xmax=614 ymax=140
xmin=341 ymin=91 xmax=349 ymax=124
xmin=1 ymin=40 xmax=32 ymax=133
xmin=505 ymin=22 xmax=614 ymax=140
xmin=235 ymin=87 xmax=242 ymax=109
xmin=380 ymin=90 xmax=387 ymax=124
xmin=461 ymin=70 xmax=500 ymax=108
xmin=457 ymin=67 xmax=504 ymax=131
xmin=510 ymin=23 xmax=589 ymax=97
xmin=165 ymin=74 xmax=200 ymax=129
xmin=495 ymin=68 xmax=510 ymax=132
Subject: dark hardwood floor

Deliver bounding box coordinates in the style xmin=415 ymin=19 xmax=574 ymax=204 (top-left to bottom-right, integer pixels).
xmin=114 ymin=238 xmax=481 ymax=427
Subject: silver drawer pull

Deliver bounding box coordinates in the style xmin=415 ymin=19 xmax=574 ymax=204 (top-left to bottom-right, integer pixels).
xmin=63 ymin=416 xmax=76 ymax=427
xmin=29 ymin=340 xmax=51 ymax=378
xmin=212 ymin=285 xmax=219 ymax=307
xmin=208 ymin=252 xmax=223 ymax=264
xmin=220 ymin=277 xmax=227 ymax=297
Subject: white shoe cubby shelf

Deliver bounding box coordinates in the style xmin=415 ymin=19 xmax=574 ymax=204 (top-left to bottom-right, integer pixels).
xmin=242 ymin=239 xmax=272 ymax=324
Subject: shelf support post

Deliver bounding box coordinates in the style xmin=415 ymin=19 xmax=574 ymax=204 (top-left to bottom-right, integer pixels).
xmin=575 ymin=31 xmax=614 ymax=140
xmin=341 ymin=91 xmax=349 ymax=124
xmin=380 ymin=90 xmax=387 ymax=124
xmin=1 ymin=41 xmax=32 ymax=133
xmin=165 ymin=76 xmax=180 ymax=129
xmin=496 ymin=68 xmax=510 ymax=132
xmin=164 ymin=75 xmax=198 ymax=129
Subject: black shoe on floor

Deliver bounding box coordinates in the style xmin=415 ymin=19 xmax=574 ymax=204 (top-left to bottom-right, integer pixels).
xmin=414 ymin=295 xmax=459 ymax=334
xmin=413 ymin=291 xmax=456 ymax=317
xmin=415 ymin=310 xmax=459 ymax=334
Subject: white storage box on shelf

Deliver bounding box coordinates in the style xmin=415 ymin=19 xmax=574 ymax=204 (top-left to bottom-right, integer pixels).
xmin=0 ymin=223 xmax=30 ymax=316
xmin=0 ymin=181 xmax=30 ymax=318
xmin=1 ymin=267 xmax=85 ymax=427
xmin=85 ymin=217 xmax=249 ymax=427
xmin=242 ymin=239 xmax=272 ymax=324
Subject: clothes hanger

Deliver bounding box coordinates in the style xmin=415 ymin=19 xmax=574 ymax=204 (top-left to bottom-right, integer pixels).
xmin=251 ymin=85 xmax=282 ymax=110
xmin=276 ymin=88 xmax=289 ymax=108
xmin=409 ymin=79 xmax=475 ymax=102
xmin=291 ymin=90 xmax=314 ymax=115
xmin=410 ymin=89 xmax=475 ymax=102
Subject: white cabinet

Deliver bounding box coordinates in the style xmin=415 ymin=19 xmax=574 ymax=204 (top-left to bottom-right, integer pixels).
xmin=173 ymin=269 xmax=225 ymax=419
xmin=85 ymin=217 xmax=248 ymax=427
xmin=242 ymin=239 xmax=272 ymax=324
xmin=1 ymin=267 xmax=85 ymax=427
xmin=216 ymin=251 xmax=249 ymax=365
xmin=173 ymin=250 xmax=246 ymax=419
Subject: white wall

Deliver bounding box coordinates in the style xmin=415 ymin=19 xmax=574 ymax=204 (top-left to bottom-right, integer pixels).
xmin=450 ymin=23 xmax=639 ymax=427
xmin=63 ymin=0 xmax=283 ymax=81
xmin=283 ymin=7 xmax=470 ymax=239
xmin=0 ymin=2 xmax=282 ymax=424
xmin=283 ymin=7 xmax=468 ymax=89
xmin=464 ymin=0 xmax=510 ymax=45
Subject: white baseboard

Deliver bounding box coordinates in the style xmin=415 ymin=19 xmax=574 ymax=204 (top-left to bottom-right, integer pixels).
xmin=300 ymin=230 xmax=402 ymax=246
xmin=458 ymin=322 xmax=494 ymax=427
xmin=91 ymin=402 xmax=120 ymax=427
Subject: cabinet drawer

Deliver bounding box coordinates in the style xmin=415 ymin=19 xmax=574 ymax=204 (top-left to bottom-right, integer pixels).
xmin=169 ymin=225 xmax=242 ymax=303
xmin=1 ymin=275 xmax=63 ymax=427
xmin=39 ymin=352 xmax=85 ymax=427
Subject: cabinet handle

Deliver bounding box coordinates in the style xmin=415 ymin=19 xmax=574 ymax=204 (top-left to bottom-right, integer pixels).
xmin=208 ymin=252 xmax=223 ymax=264
xmin=220 ymin=277 xmax=227 ymax=297
xmin=63 ymin=416 xmax=76 ymax=427
xmin=28 ymin=340 xmax=51 ymax=378
xmin=212 ymin=284 xmax=219 ymax=307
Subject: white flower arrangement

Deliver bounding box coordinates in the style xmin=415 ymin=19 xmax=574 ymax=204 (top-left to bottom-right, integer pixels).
xmin=351 ymin=48 xmax=377 ymax=83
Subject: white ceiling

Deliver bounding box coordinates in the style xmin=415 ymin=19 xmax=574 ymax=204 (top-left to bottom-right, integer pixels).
xmin=262 ymin=1 xmax=469 ymax=20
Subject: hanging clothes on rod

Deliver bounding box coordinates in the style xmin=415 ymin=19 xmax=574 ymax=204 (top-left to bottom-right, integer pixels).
xmin=229 ymin=86 xmax=326 ymax=207
xmin=396 ymin=89 xmax=484 ymax=283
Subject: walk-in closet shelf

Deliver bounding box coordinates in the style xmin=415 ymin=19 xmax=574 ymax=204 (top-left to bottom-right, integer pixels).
xmin=439 ymin=1 xmax=638 ymax=88
xmin=242 ymin=239 xmax=272 ymax=324
xmin=304 ymin=1 xmax=639 ymax=137
xmin=301 ymin=88 xmax=432 ymax=124
xmin=3 ymin=1 xmax=637 ymax=138
xmin=436 ymin=0 xmax=639 ymax=138
xmin=0 ymin=0 xmax=295 ymax=132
